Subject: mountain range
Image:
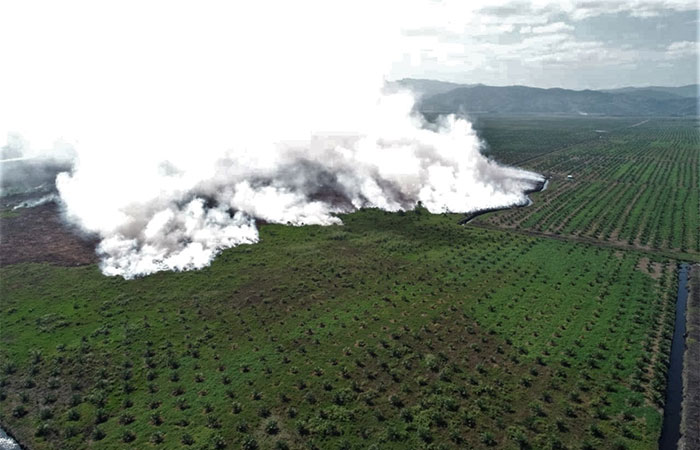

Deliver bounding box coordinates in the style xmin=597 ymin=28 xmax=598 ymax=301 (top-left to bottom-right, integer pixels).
xmin=390 ymin=79 xmax=698 ymax=116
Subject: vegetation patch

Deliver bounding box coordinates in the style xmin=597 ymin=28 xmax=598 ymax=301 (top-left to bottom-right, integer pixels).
xmin=477 ymin=118 xmax=699 ymax=257
xmin=1 ymin=208 xmax=675 ymax=449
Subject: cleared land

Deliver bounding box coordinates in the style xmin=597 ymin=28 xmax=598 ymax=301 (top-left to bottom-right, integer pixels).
xmin=0 ymin=202 xmax=97 ymax=267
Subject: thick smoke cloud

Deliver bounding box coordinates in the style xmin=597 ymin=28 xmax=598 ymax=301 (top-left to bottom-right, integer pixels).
xmin=1 ymin=1 xmax=543 ymax=278
xmin=0 ymin=135 xmax=75 ymax=199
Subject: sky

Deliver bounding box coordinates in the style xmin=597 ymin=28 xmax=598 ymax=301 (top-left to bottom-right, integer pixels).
xmin=389 ymin=0 xmax=699 ymax=89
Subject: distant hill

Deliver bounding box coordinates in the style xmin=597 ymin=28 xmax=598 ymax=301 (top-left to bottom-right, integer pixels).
xmin=385 ymin=78 xmax=471 ymax=98
xmin=602 ymin=84 xmax=699 ymax=99
xmin=415 ymin=84 xmax=698 ymax=116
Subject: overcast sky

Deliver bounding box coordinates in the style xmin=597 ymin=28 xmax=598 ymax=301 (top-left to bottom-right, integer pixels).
xmin=390 ymin=0 xmax=699 ymax=89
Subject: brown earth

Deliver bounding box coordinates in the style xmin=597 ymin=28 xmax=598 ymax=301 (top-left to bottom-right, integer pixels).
xmin=0 ymin=202 xmax=98 ymax=267
xmin=636 ymin=256 xmax=664 ymax=280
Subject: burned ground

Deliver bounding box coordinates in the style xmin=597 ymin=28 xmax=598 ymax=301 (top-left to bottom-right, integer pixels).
xmin=0 ymin=202 xmax=97 ymax=267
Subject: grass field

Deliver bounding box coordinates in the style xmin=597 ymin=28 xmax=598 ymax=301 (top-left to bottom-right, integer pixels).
xmin=0 ymin=207 xmax=678 ymax=450
xmin=474 ymin=117 xmax=700 ymax=258
xmin=1 ymin=116 xmax=695 ymax=450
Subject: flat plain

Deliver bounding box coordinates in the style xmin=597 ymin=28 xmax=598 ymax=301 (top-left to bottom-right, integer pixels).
xmin=475 ymin=117 xmax=699 ymax=260
xmin=0 ymin=115 xmax=696 ymax=450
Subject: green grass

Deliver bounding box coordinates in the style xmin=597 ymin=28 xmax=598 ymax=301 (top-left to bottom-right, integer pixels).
xmin=478 ymin=118 xmax=700 ymax=256
xmin=0 ymin=210 xmax=20 ymax=219
xmin=1 ymin=208 xmax=676 ymax=449
xmin=473 ymin=115 xmax=644 ymax=165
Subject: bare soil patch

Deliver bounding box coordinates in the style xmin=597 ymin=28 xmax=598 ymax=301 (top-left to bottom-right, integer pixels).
xmin=0 ymin=203 xmax=97 ymax=267
xmin=637 ymin=256 xmax=664 ymax=280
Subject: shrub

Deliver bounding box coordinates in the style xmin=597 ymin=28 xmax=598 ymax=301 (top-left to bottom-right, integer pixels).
xmin=63 ymin=425 xmax=79 ymax=438
xmin=12 ymin=405 xmax=27 ymax=418
xmin=67 ymin=409 xmax=80 ymax=421
xmin=242 ymin=437 xmax=259 ymax=450
xmin=209 ymin=434 xmax=226 ymax=449
xmin=181 ymin=433 xmax=194 ymax=445
xmin=121 ymin=430 xmax=136 ymax=443
xmin=480 ymin=431 xmax=497 ymax=446
xmin=590 ymin=424 xmax=604 ymax=438
xmin=207 ymin=415 xmax=221 ymax=429
xmin=258 ymin=406 xmax=271 ymax=418
xmin=35 ymin=423 xmax=52 ymax=437
xmin=92 ymin=427 xmax=105 ymax=441
xmin=2 ymin=362 xmax=17 ymax=375
xmin=265 ymin=419 xmax=280 ymax=435
xmin=149 ymin=431 xmax=165 ymax=445
xmin=388 ymin=394 xmax=403 ymax=408
xmin=507 ymin=426 xmax=528 ymax=449
xmin=150 ymin=412 xmax=163 ymax=425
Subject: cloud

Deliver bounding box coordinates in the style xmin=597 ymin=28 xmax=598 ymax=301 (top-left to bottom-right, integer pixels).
xmin=477 ymin=0 xmax=697 ymax=21
xmin=533 ymin=21 xmax=575 ymax=33
xmin=568 ymin=0 xmax=697 ymax=20
xmin=479 ymin=33 xmax=634 ymax=67
xmin=666 ymin=40 xmax=699 ymax=58
xmin=512 ymin=1 xmax=697 ymax=21
xmin=521 ymin=21 xmax=575 ymax=34
xmin=390 ymin=0 xmax=697 ymax=88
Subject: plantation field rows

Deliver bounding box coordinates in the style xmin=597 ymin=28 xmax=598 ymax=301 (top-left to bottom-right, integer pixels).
xmin=1 ymin=116 xmax=694 ymax=450
xmin=476 ymin=118 xmax=700 ymax=258
xmin=473 ymin=116 xmax=645 ymax=165
xmin=0 ymin=208 xmax=678 ymax=450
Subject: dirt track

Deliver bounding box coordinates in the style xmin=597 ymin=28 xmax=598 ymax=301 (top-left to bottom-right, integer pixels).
xmin=468 ymin=221 xmax=700 ymax=263
xmin=0 ymin=203 xmax=97 ymax=267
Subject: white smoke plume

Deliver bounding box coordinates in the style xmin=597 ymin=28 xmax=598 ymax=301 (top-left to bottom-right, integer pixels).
xmin=1 ymin=1 xmax=543 ymax=278
xmin=0 ymin=434 xmax=20 ymax=450
xmin=12 ymin=194 xmax=59 ymax=210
